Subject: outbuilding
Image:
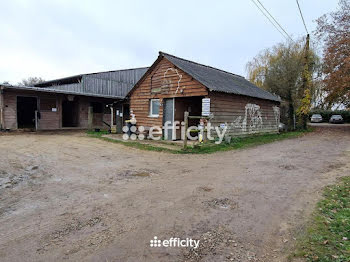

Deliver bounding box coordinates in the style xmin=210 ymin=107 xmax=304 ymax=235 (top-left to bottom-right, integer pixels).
xmin=0 ymin=67 xmax=148 ymax=131
xmin=129 ymin=52 xmax=281 ymax=140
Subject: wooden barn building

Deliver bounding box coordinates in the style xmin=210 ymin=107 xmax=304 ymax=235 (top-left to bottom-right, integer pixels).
xmin=129 ymin=52 xmax=281 ymax=140
xmin=0 ymin=52 xmax=280 ymax=138
xmin=0 ymin=68 xmax=147 ymax=131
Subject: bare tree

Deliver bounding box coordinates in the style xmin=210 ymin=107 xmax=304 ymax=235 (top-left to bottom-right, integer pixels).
xmin=18 ymin=77 xmax=45 ymax=87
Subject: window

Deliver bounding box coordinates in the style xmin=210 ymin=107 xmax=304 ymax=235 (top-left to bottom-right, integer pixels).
xmin=90 ymin=102 xmax=103 ymax=113
xmin=149 ymin=99 xmax=160 ymax=117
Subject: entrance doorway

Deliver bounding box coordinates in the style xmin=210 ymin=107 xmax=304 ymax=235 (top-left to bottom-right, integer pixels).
xmin=163 ymin=98 xmax=174 ymax=140
xmin=17 ymin=96 xmax=37 ymax=129
xmin=174 ymin=97 xmax=203 ymax=139
xmin=62 ymin=99 xmax=79 ymax=127
xmin=123 ymin=104 xmax=130 ymax=123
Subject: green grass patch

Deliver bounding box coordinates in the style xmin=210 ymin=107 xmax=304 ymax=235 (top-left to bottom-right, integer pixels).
xmin=86 ymin=130 xmax=178 ymax=153
xmin=181 ymin=129 xmax=311 ymax=154
xmin=86 ymin=129 xmax=311 ymax=154
xmin=291 ymin=176 xmax=350 ymax=262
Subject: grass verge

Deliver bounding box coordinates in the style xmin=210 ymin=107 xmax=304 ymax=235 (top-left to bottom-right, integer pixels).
xmin=87 ymin=129 xmax=311 ymax=154
xmin=181 ymin=129 xmax=311 ymax=154
xmin=87 ymin=130 xmax=179 ymax=153
xmin=291 ymin=176 xmax=350 ymax=262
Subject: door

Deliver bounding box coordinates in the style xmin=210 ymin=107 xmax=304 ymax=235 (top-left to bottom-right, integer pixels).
xmin=62 ymin=100 xmax=78 ymax=127
xmin=17 ymin=96 xmax=37 ymax=129
xmin=163 ymin=98 xmax=175 ymax=140
xmin=115 ymin=104 xmax=123 ymax=133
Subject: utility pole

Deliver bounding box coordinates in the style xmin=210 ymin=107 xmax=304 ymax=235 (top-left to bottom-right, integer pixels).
xmin=303 ymin=34 xmax=310 ymax=90
xmin=297 ymin=34 xmax=312 ymax=129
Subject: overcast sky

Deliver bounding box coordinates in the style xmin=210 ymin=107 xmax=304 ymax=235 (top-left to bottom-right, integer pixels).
xmin=0 ymin=0 xmax=338 ymax=84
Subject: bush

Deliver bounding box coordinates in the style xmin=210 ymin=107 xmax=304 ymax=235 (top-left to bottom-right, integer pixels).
xmin=309 ymin=110 xmax=350 ymax=123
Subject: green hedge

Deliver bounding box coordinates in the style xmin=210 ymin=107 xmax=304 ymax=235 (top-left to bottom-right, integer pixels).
xmin=309 ymin=110 xmax=350 ymax=123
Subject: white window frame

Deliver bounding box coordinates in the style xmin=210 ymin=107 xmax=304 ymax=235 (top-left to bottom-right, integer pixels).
xmin=149 ymin=99 xmax=160 ymax=117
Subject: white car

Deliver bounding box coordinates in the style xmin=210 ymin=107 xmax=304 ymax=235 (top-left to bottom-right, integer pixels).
xmin=310 ymin=114 xmax=323 ymax=123
xmin=329 ymin=115 xmax=344 ymax=124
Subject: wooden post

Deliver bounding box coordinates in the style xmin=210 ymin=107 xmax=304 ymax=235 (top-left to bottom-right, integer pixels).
xmin=115 ymin=106 xmax=122 ymax=133
xmin=183 ymin=111 xmax=189 ymax=149
xmin=110 ymin=106 xmax=114 ymax=127
xmin=110 ymin=106 xmax=117 ymax=134
xmin=88 ymin=106 xmax=93 ymax=130
xmin=0 ymin=87 xmax=4 ymax=130
xmin=35 ymin=110 xmax=38 ymax=131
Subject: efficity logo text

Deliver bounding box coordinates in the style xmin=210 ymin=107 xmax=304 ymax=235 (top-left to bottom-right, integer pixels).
xmin=150 ymin=236 xmax=200 ymax=249
xmin=123 ymin=118 xmax=227 ymax=144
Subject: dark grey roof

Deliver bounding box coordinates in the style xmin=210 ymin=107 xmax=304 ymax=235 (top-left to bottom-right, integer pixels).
xmin=35 ymin=67 xmax=149 ymax=98
xmin=36 ymin=67 xmax=148 ymax=86
xmin=0 ymin=84 xmax=124 ymax=99
xmin=160 ymin=52 xmax=280 ymax=102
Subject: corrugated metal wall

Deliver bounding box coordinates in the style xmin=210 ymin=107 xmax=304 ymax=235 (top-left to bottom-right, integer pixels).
xmin=41 ymin=68 xmax=148 ymax=98
xmin=88 ymin=68 xmax=148 ymax=84
xmin=83 ymin=76 xmax=134 ymax=97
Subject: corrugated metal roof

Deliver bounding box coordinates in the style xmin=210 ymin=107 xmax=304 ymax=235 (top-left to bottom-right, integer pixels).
xmin=160 ymin=52 xmax=280 ymax=102
xmin=0 ymin=84 xmax=124 ymax=99
xmin=36 ymin=67 xmax=149 ymax=98
xmin=86 ymin=67 xmax=148 ymax=84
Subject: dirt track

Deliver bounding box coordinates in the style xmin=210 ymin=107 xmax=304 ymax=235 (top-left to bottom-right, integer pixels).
xmin=0 ymin=127 xmax=349 ymax=262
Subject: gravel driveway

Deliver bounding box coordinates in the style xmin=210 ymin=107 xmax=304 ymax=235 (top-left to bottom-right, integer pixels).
xmin=0 ymin=127 xmax=349 ymax=262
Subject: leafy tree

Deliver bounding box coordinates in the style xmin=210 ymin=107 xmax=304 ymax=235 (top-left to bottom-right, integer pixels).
xmin=315 ymin=0 xmax=350 ymax=109
xmin=246 ymin=39 xmax=322 ymax=129
xmin=18 ymin=77 xmax=45 ymax=86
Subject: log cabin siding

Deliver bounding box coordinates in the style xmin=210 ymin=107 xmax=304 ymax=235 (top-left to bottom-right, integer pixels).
xmin=209 ymin=92 xmax=280 ymax=136
xmin=130 ymin=57 xmax=208 ymax=128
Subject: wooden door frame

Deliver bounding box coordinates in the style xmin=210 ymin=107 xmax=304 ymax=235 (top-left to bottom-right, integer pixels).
xmin=16 ymin=95 xmax=39 ymax=129
xmin=162 ymin=98 xmax=175 ymax=140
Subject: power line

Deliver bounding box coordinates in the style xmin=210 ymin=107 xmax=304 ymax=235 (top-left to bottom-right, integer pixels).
xmin=255 ymin=0 xmax=294 ymax=41
xmin=296 ymin=0 xmax=309 ymax=34
xmin=250 ymin=0 xmax=292 ymax=41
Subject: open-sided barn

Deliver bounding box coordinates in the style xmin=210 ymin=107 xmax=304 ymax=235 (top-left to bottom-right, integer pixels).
xmin=129 ymin=52 xmax=281 ymax=140
xmin=0 ymin=67 xmax=148 ymax=131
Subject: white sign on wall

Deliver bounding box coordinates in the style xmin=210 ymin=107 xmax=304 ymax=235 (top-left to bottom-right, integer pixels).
xmin=202 ymin=98 xmax=210 ymax=116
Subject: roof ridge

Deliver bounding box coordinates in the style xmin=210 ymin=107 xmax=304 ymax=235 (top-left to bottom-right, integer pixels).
xmin=36 ymin=66 xmax=149 ymax=86
xmin=159 ymin=51 xmax=245 ymax=79
xmin=86 ymin=66 xmax=149 ymax=76
xmin=84 ymin=75 xmax=139 ymax=84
